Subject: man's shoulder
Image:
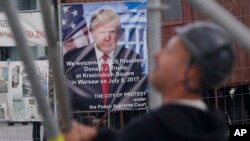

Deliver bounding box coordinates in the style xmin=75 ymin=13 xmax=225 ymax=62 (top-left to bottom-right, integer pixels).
xmin=125 ymin=105 xmax=192 ymax=128
xmin=125 ymin=110 xmax=160 ymax=130
xmin=119 ymin=111 xmax=162 ymax=141
xmin=64 ymin=44 xmax=94 ymax=61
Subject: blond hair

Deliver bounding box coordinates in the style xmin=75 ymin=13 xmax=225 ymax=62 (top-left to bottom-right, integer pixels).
xmin=90 ymin=9 xmax=121 ymax=32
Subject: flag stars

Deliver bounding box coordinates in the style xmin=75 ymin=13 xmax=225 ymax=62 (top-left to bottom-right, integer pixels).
xmin=72 ymin=10 xmax=78 ymax=17
xmin=70 ymin=22 xmax=76 ymax=29
xmin=63 ymin=6 xmax=70 ymax=13
xmin=62 ymin=19 xmax=67 ymax=26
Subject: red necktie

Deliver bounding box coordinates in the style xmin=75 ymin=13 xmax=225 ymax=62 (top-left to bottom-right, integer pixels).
xmin=100 ymin=54 xmax=110 ymax=105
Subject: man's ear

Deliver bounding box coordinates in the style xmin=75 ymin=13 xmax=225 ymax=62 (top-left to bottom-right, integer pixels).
xmin=179 ymin=64 xmax=201 ymax=88
xmin=186 ymin=65 xmax=201 ymax=88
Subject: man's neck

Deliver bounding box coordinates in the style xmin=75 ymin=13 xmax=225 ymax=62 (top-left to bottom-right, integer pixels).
xmin=162 ymin=87 xmax=202 ymax=104
xmin=94 ymin=44 xmax=115 ymax=59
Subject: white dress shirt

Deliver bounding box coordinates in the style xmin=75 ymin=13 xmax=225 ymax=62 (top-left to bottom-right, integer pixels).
xmin=94 ymin=45 xmax=114 ymax=73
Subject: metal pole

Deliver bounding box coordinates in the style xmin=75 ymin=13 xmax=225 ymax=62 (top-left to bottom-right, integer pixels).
xmin=1 ymin=0 xmax=60 ymax=139
xmin=214 ymin=89 xmax=218 ymax=109
xmin=147 ymin=0 xmax=163 ymax=110
xmin=188 ymin=0 xmax=250 ymax=52
xmin=38 ymin=0 xmax=72 ymax=131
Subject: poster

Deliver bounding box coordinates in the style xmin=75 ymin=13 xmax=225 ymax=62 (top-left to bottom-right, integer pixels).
xmin=0 ymin=11 xmax=47 ymax=46
xmin=12 ymin=96 xmax=26 ymax=121
xmin=23 ymin=97 xmax=41 ymax=120
xmin=8 ymin=61 xmax=48 ymax=121
xmin=0 ymin=103 xmax=7 ymax=120
xmin=0 ymin=62 xmax=8 ymax=93
xmin=0 ymin=62 xmax=10 ymax=120
xmin=61 ymin=1 xmax=148 ymax=111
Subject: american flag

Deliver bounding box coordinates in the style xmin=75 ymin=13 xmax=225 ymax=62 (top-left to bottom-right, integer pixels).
xmin=61 ymin=4 xmax=89 ymax=53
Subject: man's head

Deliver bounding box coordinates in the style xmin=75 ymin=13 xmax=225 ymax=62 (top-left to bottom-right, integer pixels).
xmin=90 ymin=9 xmax=121 ymax=54
xmin=150 ymin=22 xmax=234 ymax=96
xmin=150 ymin=36 xmax=194 ymax=95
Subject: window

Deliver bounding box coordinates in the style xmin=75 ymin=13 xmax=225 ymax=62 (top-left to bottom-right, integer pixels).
xmin=162 ymin=0 xmax=182 ymax=21
xmin=13 ymin=0 xmax=37 ymax=10
xmin=0 ymin=4 xmax=3 ymax=11
xmin=0 ymin=0 xmax=37 ymax=11
xmin=0 ymin=47 xmax=46 ymax=61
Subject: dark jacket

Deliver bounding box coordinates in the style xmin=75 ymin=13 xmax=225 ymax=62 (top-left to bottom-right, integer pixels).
xmin=94 ymin=104 xmax=226 ymax=141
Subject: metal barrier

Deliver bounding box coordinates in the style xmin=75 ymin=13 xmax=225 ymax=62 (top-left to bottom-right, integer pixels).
xmin=0 ymin=109 xmax=147 ymax=141
xmin=72 ymin=109 xmax=147 ymax=130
